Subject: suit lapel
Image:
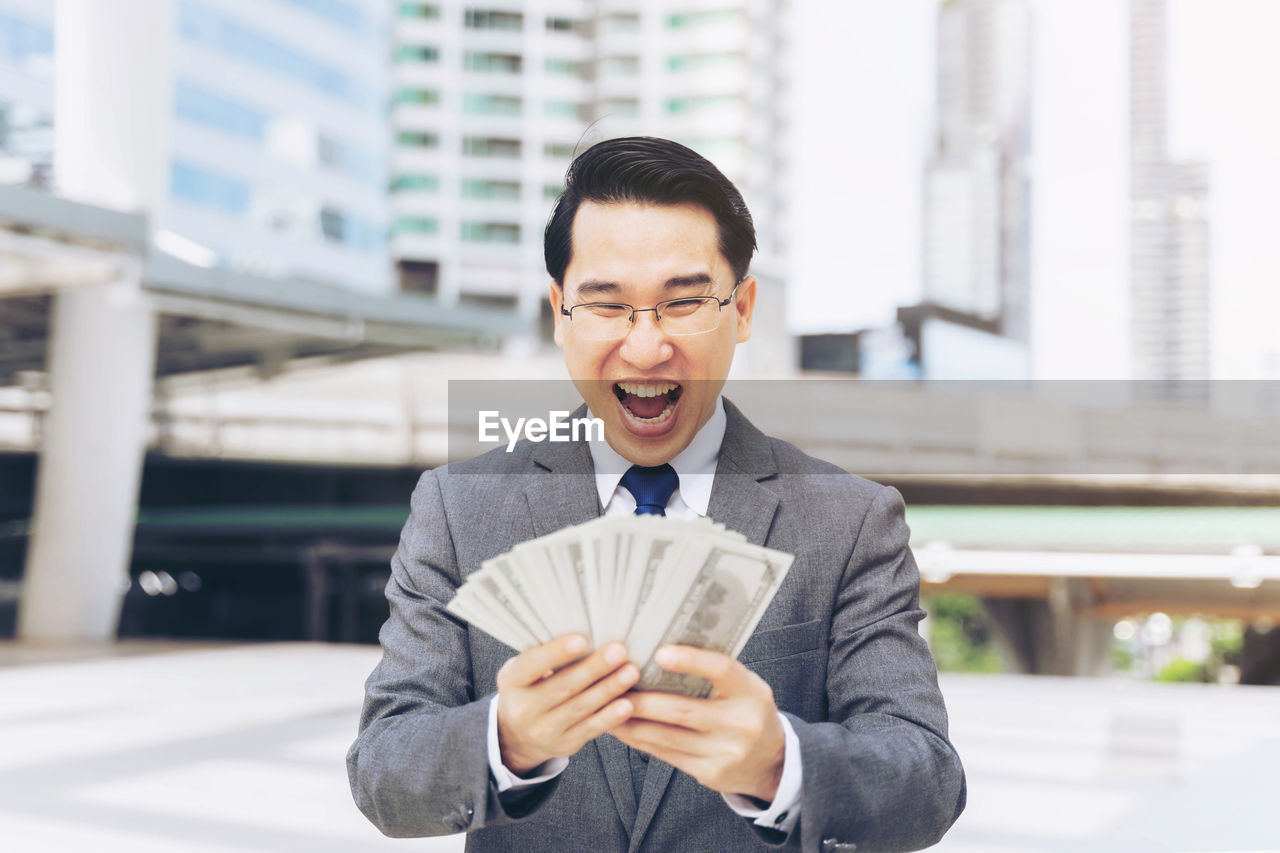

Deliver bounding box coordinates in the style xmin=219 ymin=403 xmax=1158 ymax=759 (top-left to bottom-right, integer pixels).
xmin=627 ymin=399 xmax=779 ymax=852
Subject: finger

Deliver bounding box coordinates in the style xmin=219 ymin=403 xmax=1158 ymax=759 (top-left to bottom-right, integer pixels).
xmin=612 ymin=720 xmax=707 ymax=758
xmin=551 ymin=662 xmax=639 ymax=725
xmin=562 ymin=696 xmax=634 ymax=746
xmin=536 ymin=642 xmax=630 ymax=708
xmin=653 ymin=646 xmax=750 ymax=696
xmin=626 ymin=691 xmax=714 ymax=732
xmin=498 ymin=634 xmax=588 ymax=689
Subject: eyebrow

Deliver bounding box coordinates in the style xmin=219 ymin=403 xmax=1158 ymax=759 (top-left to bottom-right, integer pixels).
xmin=574 ymin=273 xmax=715 ymax=298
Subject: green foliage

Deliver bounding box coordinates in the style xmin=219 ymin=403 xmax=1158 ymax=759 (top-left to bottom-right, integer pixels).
xmin=924 ymin=594 xmax=1006 ymax=673
xmin=1156 ymin=658 xmax=1210 ymax=683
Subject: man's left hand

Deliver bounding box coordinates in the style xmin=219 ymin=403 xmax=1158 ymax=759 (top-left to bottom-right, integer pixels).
xmin=610 ymin=646 xmax=785 ymax=802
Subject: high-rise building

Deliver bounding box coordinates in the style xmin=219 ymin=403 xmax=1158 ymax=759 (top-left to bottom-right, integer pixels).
xmin=0 ymin=0 xmax=394 ymax=291
xmin=389 ymin=0 xmax=794 ymax=362
xmin=0 ymin=1 xmax=54 ymax=189
xmin=1129 ymin=0 xmax=1210 ymax=385
xmin=922 ymin=0 xmax=1032 ymax=342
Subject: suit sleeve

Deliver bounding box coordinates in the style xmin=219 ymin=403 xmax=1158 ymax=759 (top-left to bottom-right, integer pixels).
xmin=781 ymin=485 xmax=967 ymax=853
xmin=346 ymin=469 xmax=562 ymax=837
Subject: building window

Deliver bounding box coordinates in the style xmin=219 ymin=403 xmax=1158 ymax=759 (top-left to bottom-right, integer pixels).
xmin=602 ymin=13 xmax=640 ymax=33
xmin=545 ymin=16 xmax=575 ymax=33
xmin=462 ymin=179 xmax=520 ymax=200
xmin=392 ymin=174 xmax=439 ymax=192
xmin=459 ymin=292 xmax=519 ymax=310
xmin=395 ymin=88 xmax=440 ymax=105
xmin=280 ymin=0 xmax=370 ymax=32
xmin=544 ymin=184 xmax=563 ymax=200
xmin=599 ymin=56 xmax=640 ymax=76
xmin=397 ymin=44 xmax=440 ymax=62
xmin=667 ymin=10 xmax=742 ymax=28
xmin=665 ymin=95 xmax=741 ymax=114
xmin=545 ymin=57 xmax=578 ymax=75
xmin=462 ymin=93 xmax=521 ymax=116
xmin=544 ymin=100 xmax=578 ymax=118
xmin=395 ymin=217 xmax=439 ymax=235
xmin=399 ymin=2 xmax=440 ymax=18
xmin=399 ymin=259 xmax=439 ymax=295
xmin=543 ymin=141 xmax=574 ymax=159
xmin=464 ymin=51 xmax=523 ymax=73
xmin=322 ymin=207 xmax=385 ymax=250
xmin=178 ymin=2 xmax=376 ymax=110
xmin=464 ymin=9 xmax=523 ymax=31
xmin=463 ymin=136 xmax=521 ymax=158
xmin=666 ymin=52 xmax=740 ymax=72
xmin=0 ymin=11 xmax=53 ymax=66
xmin=397 ymin=131 xmax=439 ymax=147
xmin=174 ymin=79 xmax=267 ymax=140
xmin=462 ymin=222 xmax=520 ymax=243
xmin=170 ymin=160 xmax=251 ymax=214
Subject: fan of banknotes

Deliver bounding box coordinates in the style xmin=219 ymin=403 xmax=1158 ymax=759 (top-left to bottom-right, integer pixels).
xmin=446 ymin=515 xmax=794 ymax=697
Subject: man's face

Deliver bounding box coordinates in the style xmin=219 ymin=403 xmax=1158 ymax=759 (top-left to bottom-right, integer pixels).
xmin=550 ymin=199 xmax=756 ymax=467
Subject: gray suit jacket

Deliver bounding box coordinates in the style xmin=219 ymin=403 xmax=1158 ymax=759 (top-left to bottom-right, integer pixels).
xmin=347 ymin=400 xmax=966 ymax=853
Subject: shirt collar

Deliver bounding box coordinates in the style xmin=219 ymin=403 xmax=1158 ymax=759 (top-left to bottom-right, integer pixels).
xmin=586 ymin=396 xmax=726 ymax=517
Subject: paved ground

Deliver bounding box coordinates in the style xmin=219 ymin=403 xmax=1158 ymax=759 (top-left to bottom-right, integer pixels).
xmin=1 ymin=641 xmax=1277 ymax=853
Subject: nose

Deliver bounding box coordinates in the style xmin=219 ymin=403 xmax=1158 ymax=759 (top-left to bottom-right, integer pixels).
xmin=618 ymin=309 xmax=674 ymax=370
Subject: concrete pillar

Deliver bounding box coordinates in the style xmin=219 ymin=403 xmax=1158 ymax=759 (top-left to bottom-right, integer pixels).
xmin=17 ymin=0 xmax=170 ymax=641
xmin=18 ymin=274 xmax=158 ymax=640
xmin=981 ymin=578 xmax=1114 ymax=677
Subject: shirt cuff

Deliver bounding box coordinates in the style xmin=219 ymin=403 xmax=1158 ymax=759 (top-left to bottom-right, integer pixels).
xmin=487 ymin=695 xmax=569 ymax=792
xmin=721 ymin=712 xmax=802 ymax=834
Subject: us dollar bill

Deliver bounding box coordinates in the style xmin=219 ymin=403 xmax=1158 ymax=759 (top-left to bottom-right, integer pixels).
xmin=634 ymin=542 xmax=793 ymax=697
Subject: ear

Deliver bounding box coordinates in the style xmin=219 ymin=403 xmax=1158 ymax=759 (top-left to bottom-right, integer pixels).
xmin=550 ymin=281 xmax=566 ymax=348
xmin=733 ymin=275 xmax=756 ymax=344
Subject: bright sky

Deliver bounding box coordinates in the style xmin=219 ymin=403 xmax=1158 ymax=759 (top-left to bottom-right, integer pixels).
xmin=788 ymin=0 xmax=1280 ymax=380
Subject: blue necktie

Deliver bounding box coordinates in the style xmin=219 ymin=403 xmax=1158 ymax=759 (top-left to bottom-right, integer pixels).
xmin=618 ymin=463 xmax=679 ymax=799
xmin=619 ymin=464 xmax=679 ymax=517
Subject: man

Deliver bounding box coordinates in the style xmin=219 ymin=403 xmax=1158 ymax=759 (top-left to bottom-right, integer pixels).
xmin=347 ymin=137 xmax=966 ymax=852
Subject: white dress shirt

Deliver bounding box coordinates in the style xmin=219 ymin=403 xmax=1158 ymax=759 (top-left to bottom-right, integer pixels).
xmin=487 ymin=397 xmax=803 ymax=834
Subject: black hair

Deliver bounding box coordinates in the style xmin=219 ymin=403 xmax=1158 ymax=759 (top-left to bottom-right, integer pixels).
xmin=544 ymin=136 xmax=757 ymax=286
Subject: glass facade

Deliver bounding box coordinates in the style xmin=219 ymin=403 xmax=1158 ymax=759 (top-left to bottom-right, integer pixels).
xmin=171 ymin=160 xmax=252 ymax=214
xmin=0 ymin=10 xmax=52 ymax=67
xmin=178 ymin=1 xmax=377 ymax=111
xmin=174 ymin=79 xmax=268 ymax=141
xmin=175 ymin=79 xmax=381 ymax=185
xmin=277 ymin=0 xmax=373 ymax=36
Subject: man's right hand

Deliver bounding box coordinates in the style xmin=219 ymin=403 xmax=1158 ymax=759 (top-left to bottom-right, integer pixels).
xmin=496 ymin=634 xmax=638 ymax=775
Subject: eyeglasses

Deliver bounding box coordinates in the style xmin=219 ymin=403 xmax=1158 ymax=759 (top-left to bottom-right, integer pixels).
xmin=560 ymin=283 xmax=741 ymax=342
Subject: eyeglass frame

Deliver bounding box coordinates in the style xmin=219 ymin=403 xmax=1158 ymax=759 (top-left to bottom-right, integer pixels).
xmin=559 ymin=279 xmax=744 ymax=338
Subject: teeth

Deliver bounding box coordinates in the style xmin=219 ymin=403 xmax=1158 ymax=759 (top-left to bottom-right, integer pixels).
xmin=616 ymin=382 xmax=679 ymax=398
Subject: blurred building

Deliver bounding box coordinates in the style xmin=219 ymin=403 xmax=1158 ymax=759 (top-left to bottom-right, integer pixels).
xmin=0 ymin=0 xmax=394 ymax=291
xmin=922 ymin=0 xmax=1031 ymax=343
xmin=1129 ymin=0 xmax=1211 ymax=388
xmin=388 ymin=0 xmax=795 ymax=370
xmin=0 ymin=1 xmax=53 ymax=188
xmin=810 ymin=0 xmax=1033 ymax=380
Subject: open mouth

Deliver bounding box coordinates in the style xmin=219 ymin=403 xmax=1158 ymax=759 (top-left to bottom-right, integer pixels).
xmin=613 ymin=382 xmax=683 ymax=424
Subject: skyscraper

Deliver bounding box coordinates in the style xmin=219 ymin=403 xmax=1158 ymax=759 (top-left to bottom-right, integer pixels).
xmin=922 ymin=0 xmax=1032 ymax=342
xmin=1129 ymin=0 xmax=1210 ymax=386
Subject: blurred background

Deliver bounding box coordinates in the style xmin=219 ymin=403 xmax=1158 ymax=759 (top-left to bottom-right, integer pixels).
xmin=0 ymin=0 xmax=1278 ymax=851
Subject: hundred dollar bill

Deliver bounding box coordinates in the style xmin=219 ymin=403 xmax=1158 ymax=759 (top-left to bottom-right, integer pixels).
xmin=632 ymin=541 xmax=793 ymax=697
